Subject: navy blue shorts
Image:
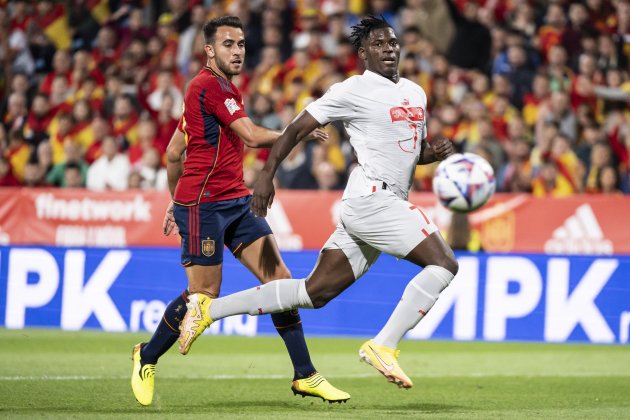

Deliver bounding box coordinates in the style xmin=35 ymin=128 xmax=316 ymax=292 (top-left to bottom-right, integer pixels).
xmin=174 ymin=195 xmax=272 ymax=266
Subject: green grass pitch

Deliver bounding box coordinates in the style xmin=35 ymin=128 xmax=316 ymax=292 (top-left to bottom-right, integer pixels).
xmin=0 ymin=329 xmax=628 ymax=419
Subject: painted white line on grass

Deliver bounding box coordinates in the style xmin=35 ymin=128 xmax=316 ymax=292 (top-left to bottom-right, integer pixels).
xmin=1 ymin=372 xmax=629 ymax=381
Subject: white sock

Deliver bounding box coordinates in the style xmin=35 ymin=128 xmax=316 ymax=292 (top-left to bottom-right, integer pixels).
xmin=373 ymin=265 xmax=454 ymax=349
xmin=208 ymin=279 xmax=313 ymax=320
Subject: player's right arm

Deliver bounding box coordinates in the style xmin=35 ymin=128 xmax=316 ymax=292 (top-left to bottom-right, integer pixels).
xmin=251 ymin=110 xmax=321 ymax=217
xmin=229 ymin=117 xmax=282 ymax=148
xmin=163 ymin=128 xmax=186 ymax=236
xmin=165 ymin=128 xmax=186 ymax=196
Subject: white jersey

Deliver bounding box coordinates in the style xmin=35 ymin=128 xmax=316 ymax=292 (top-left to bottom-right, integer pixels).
xmin=306 ymin=69 xmax=428 ymax=200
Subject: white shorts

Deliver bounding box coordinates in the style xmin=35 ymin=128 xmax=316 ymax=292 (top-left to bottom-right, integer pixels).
xmin=321 ymin=189 xmax=439 ymax=279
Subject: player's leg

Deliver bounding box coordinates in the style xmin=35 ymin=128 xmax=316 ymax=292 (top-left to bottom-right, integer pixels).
xmin=235 ymin=234 xmax=317 ymax=379
xmin=373 ymin=231 xmax=457 ymax=350
xmin=344 ymin=190 xmax=458 ymax=388
xmin=207 ymin=223 xmax=373 ymax=320
xmin=133 ymin=203 xmax=224 ymax=405
xmin=178 ymin=202 xmax=231 ymax=355
xmin=236 ymin=232 xmax=350 ymax=402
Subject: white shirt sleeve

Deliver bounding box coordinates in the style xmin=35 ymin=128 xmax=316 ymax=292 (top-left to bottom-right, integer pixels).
xmin=305 ymin=81 xmax=355 ymax=125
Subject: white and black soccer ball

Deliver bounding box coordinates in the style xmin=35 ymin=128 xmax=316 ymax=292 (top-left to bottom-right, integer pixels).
xmin=432 ymin=153 xmax=496 ymax=213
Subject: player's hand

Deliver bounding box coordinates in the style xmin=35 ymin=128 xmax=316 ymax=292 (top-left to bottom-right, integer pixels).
xmin=432 ymin=137 xmax=455 ymax=161
xmin=163 ymin=200 xmax=179 ymax=236
xmin=251 ymin=173 xmax=275 ymax=217
xmin=303 ymin=128 xmax=329 ymax=143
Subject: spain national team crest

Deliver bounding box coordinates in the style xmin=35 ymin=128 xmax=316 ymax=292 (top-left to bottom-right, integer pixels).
xmin=202 ymin=237 xmax=215 ymax=257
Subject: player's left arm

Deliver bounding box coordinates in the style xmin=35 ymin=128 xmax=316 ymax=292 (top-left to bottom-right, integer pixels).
xmin=418 ymin=137 xmax=455 ymax=165
xmin=229 ymin=117 xmax=282 ymax=148
xmin=229 ymin=117 xmax=327 ymax=149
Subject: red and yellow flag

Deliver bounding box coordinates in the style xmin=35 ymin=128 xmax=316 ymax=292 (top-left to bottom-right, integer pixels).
xmin=86 ymin=0 xmax=110 ymax=24
xmin=38 ymin=4 xmax=71 ymax=50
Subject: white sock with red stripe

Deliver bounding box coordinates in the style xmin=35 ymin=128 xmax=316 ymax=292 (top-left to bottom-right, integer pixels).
xmin=209 ymin=279 xmax=313 ymax=320
xmin=373 ymin=265 xmax=454 ymax=349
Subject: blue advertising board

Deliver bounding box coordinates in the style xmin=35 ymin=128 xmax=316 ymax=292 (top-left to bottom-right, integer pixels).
xmin=0 ymin=246 xmax=629 ymax=344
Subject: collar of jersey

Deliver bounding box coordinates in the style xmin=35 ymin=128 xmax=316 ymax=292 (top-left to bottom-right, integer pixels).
xmin=204 ymin=65 xmax=228 ymax=81
xmin=363 ymin=69 xmax=402 ymax=86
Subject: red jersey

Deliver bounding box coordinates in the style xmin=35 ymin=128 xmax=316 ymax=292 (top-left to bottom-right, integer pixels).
xmin=173 ymin=67 xmax=250 ymax=205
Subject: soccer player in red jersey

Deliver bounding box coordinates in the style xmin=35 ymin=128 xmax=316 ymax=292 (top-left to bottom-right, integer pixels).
xmin=131 ymin=16 xmax=349 ymax=406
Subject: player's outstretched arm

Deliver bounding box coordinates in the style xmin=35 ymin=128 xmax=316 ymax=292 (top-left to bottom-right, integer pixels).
xmin=230 ymin=117 xmax=282 ymax=148
xmin=418 ymin=137 xmax=455 ymax=165
xmin=230 ymin=117 xmax=327 ymax=149
xmin=251 ymin=111 xmax=321 ymax=217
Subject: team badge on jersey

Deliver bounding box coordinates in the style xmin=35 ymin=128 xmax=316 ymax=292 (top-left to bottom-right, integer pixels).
xmin=202 ymin=237 xmax=215 ymax=257
xmin=224 ymin=98 xmax=241 ymax=115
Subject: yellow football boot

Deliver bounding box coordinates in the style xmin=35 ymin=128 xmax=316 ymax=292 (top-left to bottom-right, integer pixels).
xmin=359 ymin=339 xmax=413 ymax=389
xmin=291 ymin=372 xmax=351 ymax=403
xmin=131 ymin=343 xmax=156 ymax=406
xmin=178 ymin=293 xmax=213 ymax=355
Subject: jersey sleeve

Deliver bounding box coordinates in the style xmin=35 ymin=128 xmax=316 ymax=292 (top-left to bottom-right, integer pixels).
xmin=305 ymin=81 xmax=355 ymax=125
xmin=205 ymin=81 xmax=248 ymax=127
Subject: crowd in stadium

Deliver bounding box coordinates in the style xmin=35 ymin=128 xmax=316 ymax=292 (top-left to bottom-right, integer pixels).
xmin=0 ymin=0 xmax=629 ymax=195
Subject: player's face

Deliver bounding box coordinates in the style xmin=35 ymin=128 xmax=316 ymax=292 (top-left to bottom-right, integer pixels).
xmin=360 ymin=27 xmax=400 ymax=82
xmin=207 ymin=26 xmax=245 ymax=77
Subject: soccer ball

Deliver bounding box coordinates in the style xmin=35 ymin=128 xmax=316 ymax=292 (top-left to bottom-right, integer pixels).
xmin=432 ymin=153 xmax=496 ymax=213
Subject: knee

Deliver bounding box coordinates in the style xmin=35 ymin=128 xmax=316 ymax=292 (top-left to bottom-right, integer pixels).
xmin=305 ymin=282 xmax=333 ymax=309
xmin=309 ymin=294 xmax=331 ymax=309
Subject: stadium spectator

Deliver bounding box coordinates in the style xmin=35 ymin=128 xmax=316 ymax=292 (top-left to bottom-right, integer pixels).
xmin=0 ymin=155 xmax=20 ymax=186
xmin=276 ymin=141 xmax=317 ymax=189
xmin=46 ymin=139 xmax=88 ymax=187
xmin=36 ymin=141 xmax=53 ymax=180
xmin=135 ymin=147 xmax=167 ymax=190
xmin=2 ymin=92 xmax=28 ymax=134
xmin=445 ymin=0 xmax=492 ymax=72
xmin=86 ymin=136 xmax=130 ymax=191
xmin=39 ymin=49 xmax=72 ymax=96
xmin=4 ymin=130 xmax=29 ymax=182
xmin=22 ymin=157 xmax=46 ymax=187
xmin=597 ymin=165 xmax=622 ymax=194
xmin=24 ymin=93 xmax=54 ymax=146
xmin=63 ymin=161 xmax=84 ymax=188
xmin=127 ymin=169 xmax=143 ymax=190
xmin=110 ymin=94 xmax=140 ymax=146
xmin=584 ymin=141 xmax=614 ymax=193
xmin=177 ymin=4 xmax=206 ymax=75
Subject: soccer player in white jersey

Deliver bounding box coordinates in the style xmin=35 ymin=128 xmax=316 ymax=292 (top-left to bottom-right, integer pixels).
xmin=178 ymin=16 xmax=458 ymax=389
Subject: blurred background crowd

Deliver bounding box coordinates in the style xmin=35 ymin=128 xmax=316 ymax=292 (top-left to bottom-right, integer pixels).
xmin=0 ymin=0 xmax=629 ymax=196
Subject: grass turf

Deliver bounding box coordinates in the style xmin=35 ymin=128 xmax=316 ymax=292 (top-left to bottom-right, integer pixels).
xmin=0 ymin=329 xmax=628 ymax=419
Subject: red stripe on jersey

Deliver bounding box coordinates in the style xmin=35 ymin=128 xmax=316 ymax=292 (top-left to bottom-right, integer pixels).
xmin=193 ymin=206 xmax=199 ymax=255
xmin=188 ymin=207 xmax=194 ymax=255
xmin=422 ymin=228 xmax=429 ymax=237
xmin=418 ymin=209 xmax=430 ymax=224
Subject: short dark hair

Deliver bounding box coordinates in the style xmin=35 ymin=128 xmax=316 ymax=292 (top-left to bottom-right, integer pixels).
xmin=349 ymin=15 xmax=393 ymax=49
xmin=65 ymin=161 xmax=81 ymax=172
xmin=203 ymin=16 xmax=243 ymax=44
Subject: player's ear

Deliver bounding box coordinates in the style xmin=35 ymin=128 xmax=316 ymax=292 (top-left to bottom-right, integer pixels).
xmin=204 ymin=44 xmax=215 ymax=59
xmin=358 ymin=46 xmax=366 ymax=60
